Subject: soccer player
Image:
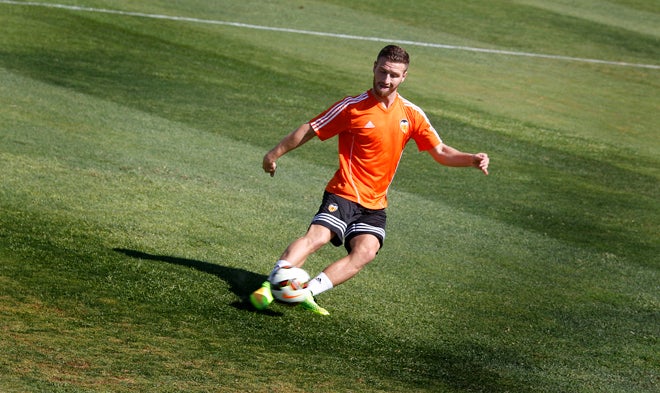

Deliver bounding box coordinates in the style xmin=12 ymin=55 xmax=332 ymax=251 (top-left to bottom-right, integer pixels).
xmin=250 ymin=45 xmax=489 ymax=315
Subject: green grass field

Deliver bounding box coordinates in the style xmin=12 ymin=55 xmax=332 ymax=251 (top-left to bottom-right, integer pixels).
xmin=1 ymin=0 xmax=658 ymax=391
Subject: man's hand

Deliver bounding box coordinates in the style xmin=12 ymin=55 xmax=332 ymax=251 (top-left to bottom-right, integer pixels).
xmin=263 ymin=153 xmax=277 ymax=177
xmin=472 ymin=153 xmax=489 ymax=175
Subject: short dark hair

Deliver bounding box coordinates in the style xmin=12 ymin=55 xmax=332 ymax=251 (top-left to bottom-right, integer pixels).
xmin=377 ymin=45 xmax=410 ymax=65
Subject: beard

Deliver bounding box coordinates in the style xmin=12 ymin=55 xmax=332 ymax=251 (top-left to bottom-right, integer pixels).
xmin=373 ymin=79 xmax=395 ymax=98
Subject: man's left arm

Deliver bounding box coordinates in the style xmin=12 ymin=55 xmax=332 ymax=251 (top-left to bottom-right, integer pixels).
xmin=428 ymin=143 xmax=489 ymax=175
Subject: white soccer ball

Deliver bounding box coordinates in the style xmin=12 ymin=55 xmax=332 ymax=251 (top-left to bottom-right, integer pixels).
xmin=269 ymin=267 xmax=310 ymax=303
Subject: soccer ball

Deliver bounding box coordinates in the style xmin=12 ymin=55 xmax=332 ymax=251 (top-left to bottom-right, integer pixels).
xmin=269 ymin=267 xmax=310 ymax=303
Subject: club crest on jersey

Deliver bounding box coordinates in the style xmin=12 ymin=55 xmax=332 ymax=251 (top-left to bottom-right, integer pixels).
xmin=327 ymin=203 xmax=338 ymax=213
xmin=399 ymin=119 xmax=409 ymax=134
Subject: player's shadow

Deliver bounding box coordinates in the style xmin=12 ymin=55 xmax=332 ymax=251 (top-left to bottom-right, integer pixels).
xmin=113 ymin=248 xmax=282 ymax=316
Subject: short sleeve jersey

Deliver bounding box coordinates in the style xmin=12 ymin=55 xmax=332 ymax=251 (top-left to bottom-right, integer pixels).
xmin=309 ymin=90 xmax=442 ymax=209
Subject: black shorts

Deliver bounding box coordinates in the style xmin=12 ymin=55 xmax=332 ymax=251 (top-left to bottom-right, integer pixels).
xmin=311 ymin=191 xmax=386 ymax=253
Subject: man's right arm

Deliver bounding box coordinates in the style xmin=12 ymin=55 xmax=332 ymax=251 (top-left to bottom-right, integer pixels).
xmin=263 ymin=123 xmax=317 ymax=177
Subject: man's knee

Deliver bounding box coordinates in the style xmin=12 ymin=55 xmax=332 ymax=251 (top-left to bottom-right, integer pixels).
xmin=302 ymin=224 xmax=334 ymax=250
xmin=349 ymin=235 xmax=380 ymax=262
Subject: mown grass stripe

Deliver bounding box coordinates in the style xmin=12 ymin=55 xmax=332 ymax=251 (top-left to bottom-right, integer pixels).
xmin=1 ymin=0 xmax=658 ymax=69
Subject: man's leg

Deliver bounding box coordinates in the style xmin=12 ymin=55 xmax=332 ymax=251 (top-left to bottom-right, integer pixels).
xmin=250 ymin=224 xmax=333 ymax=310
xmin=308 ymin=234 xmax=380 ymax=293
xmin=299 ymin=235 xmax=379 ymax=315
xmin=279 ymin=224 xmax=334 ymax=266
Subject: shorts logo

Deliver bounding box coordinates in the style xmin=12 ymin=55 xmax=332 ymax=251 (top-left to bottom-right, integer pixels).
xmin=399 ymin=119 xmax=409 ymax=134
xmin=327 ymin=203 xmax=338 ymax=213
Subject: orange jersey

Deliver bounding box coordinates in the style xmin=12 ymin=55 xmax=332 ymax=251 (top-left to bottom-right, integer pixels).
xmin=310 ymin=90 xmax=442 ymax=209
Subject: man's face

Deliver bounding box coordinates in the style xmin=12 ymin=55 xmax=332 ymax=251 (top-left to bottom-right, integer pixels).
xmin=372 ymin=58 xmax=408 ymax=99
